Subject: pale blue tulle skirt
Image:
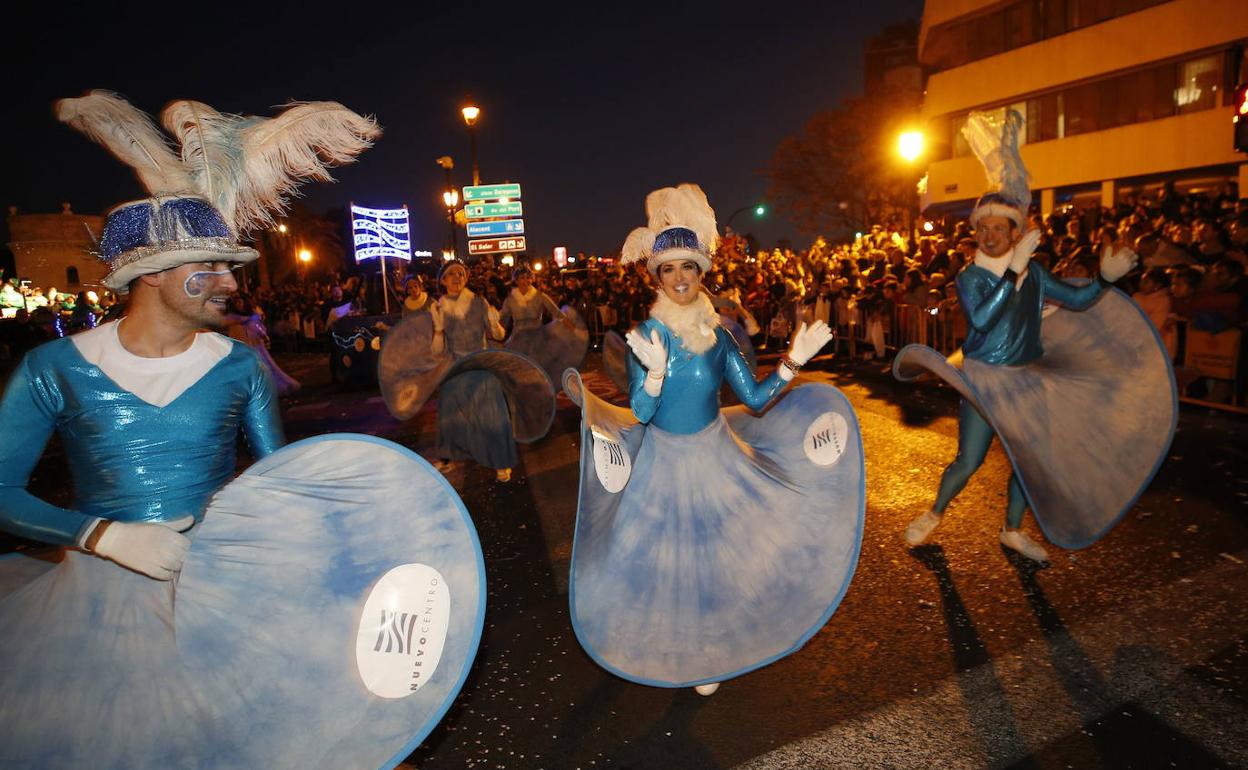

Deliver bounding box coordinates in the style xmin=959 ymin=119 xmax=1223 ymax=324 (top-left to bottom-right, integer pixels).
xmin=505 ymin=308 xmax=589 ymax=386
xmin=893 ymin=287 xmax=1177 ymax=548
xmin=563 ymin=371 xmax=864 ymax=687
xmin=378 ymin=315 xmax=556 ymax=469
xmin=0 ymin=435 xmax=485 ymax=769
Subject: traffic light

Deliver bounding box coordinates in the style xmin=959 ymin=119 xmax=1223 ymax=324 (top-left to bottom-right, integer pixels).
xmin=1234 ymin=83 xmax=1248 ymax=154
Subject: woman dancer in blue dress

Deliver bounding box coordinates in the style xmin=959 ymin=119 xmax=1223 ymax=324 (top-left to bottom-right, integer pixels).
xmin=500 ymin=265 xmax=588 ymax=385
xmin=565 ymin=184 xmax=865 ymax=695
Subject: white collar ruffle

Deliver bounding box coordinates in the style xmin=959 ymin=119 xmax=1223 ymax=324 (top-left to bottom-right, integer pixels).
xmin=650 ymin=291 xmax=719 ymax=355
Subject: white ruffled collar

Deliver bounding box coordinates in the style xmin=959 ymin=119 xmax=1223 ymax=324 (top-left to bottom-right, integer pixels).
xmin=509 ymin=286 xmax=539 ymax=306
xmin=974 ymin=249 xmax=1027 ymax=287
xmin=439 ymin=288 xmax=476 ymax=320
xmin=650 ymin=291 xmax=719 ymax=355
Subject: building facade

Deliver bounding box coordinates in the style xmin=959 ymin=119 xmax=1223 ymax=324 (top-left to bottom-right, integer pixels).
xmin=7 ymin=205 xmax=107 ymax=292
xmin=918 ymin=0 xmax=1248 ymax=215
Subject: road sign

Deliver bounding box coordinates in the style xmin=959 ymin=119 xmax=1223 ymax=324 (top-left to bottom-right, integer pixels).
xmin=467 ymin=219 xmax=525 ymax=238
xmin=464 ymin=201 xmax=523 ymax=219
xmin=463 ymin=183 xmax=521 ymax=201
xmin=468 ymin=236 xmax=527 ymax=255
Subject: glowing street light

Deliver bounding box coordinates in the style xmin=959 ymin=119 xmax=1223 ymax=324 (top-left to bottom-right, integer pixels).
xmin=297 ymin=249 xmax=312 ymax=263
xmin=461 ymin=99 xmax=481 ymax=186
xmin=277 ymin=223 xmax=288 ymax=234
xmin=898 ymin=130 xmax=925 ymax=163
xmin=443 ymin=189 xmax=459 ymax=208
xmin=532 ymin=260 xmax=544 ymax=272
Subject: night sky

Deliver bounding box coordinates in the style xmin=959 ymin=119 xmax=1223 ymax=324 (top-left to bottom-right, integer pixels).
xmin=6 ymin=0 xmax=921 ymax=261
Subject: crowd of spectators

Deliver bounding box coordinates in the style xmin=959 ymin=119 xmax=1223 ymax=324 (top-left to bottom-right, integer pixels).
xmin=3 ymin=182 xmax=1246 ymax=402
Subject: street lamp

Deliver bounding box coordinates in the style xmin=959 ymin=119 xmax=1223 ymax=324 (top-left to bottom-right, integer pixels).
xmin=897 ymin=129 xmax=927 ymax=251
xmin=898 ymin=130 xmax=925 ymax=163
xmin=724 ymin=202 xmax=768 ymax=231
xmin=461 ymin=99 xmax=481 ymax=186
xmin=297 ymin=248 xmax=312 ymax=280
xmin=436 ymin=156 xmax=460 ymax=258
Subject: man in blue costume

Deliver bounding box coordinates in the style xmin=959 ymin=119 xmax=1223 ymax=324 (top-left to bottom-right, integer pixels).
xmin=0 ymin=217 xmax=283 ymax=572
xmin=899 ymin=109 xmax=1164 ymax=562
xmin=902 ymin=195 xmax=1134 ymax=561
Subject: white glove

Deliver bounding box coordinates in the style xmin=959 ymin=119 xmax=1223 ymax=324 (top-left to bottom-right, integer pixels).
xmin=1100 ymin=244 xmax=1138 ymax=283
xmin=626 ymin=328 xmax=667 ymax=396
xmin=89 ymin=516 xmax=195 ymax=580
xmin=486 ymin=303 xmax=505 ymax=340
xmin=429 ymin=301 xmax=445 ymax=332
xmin=1008 ymin=228 xmax=1041 ymax=276
xmin=787 ymin=321 xmax=833 ymax=366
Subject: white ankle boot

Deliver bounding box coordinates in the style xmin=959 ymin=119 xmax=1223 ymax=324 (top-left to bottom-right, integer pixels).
xmin=1000 ymin=528 xmax=1048 ymax=562
xmin=904 ymin=510 xmax=943 ymax=546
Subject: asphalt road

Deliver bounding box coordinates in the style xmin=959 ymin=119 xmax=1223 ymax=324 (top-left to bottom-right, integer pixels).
xmin=274 ymin=348 xmax=1248 ymax=770
xmin=11 ymin=347 xmax=1248 ymax=769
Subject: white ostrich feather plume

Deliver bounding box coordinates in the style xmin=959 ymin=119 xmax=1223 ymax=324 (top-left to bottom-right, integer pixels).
xmin=961 ymin=109 xmax=1030 ymax=210
xmin=620 ymin=183 xmax=718 ymax=265
xmin=55 ymin=91 xmax=193 ymax=197
xmin=58 ymin=90 xmax=380 ymax=235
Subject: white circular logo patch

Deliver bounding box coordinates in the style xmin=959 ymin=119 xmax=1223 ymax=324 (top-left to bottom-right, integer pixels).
xmin=803 ymin=411 xmax=849 ymax=467
xmin=591 ymin=428 xmax=631 ymax=493
xmin=356 ymin=563 xmax=451 ymax=699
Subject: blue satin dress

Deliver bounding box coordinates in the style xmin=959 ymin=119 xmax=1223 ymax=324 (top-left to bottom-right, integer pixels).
xmin=566 ymin=320 xmax=865 ymax=687
xmin=893 ymin=262 xmax=1177 ymax=547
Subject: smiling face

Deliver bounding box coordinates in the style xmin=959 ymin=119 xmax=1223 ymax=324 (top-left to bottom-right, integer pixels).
xmin=440 ymin=265 xmax=468 ymax=296
xmin=154 ymin=261 xmax=239 ymax=329
xmin=976 ymin=215 xmax=1017 ymax=258
xmin=515 ymin=272 xmax=534 ymax=292
xmin=657 ymin=259 xmax=702 ymax=306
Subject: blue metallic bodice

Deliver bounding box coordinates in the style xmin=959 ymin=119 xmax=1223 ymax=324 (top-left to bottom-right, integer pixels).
xmin=627 ymin=320 xmax=787 ymax=434
xmin=958 ymin=262 xmax=1104 ymax=365
xmin=0 ymin=336 xmax=285 ymax=545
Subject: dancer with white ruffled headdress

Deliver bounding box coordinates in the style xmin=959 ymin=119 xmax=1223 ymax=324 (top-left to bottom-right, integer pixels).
xmin=563 ymin=184 xmax=865 ymax=696
xmin=897 ymin=109 xmax=1176 ymax=561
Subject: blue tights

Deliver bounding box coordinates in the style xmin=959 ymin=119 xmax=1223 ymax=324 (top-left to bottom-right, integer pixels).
xmin=933 ymin=399 xmax=1027 ymax=529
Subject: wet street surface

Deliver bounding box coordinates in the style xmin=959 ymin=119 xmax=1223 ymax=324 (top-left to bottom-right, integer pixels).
xmin=12 ymin=348 xmax=1248 ymax=769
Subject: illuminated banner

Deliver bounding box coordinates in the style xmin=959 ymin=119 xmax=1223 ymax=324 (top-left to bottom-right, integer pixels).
xmin=351 ymin=205 xmax=411 ymax=262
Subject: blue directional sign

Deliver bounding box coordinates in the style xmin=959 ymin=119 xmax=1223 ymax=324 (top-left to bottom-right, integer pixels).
xmin=466 ymin=219 xmax=525 ymax=238
xmin=465 ymin=201 xmax=523 ymax=219
xmin=463 ymin=183 xmax=521 ymax=201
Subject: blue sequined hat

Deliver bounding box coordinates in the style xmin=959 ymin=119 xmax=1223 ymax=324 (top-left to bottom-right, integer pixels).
xmin=56 ymin=90 xmax=379 ymax=293
xmin=620 ymin=184 xmax=717 ymax=276
xmin=98 ymin=196 xmax=258 ymax=292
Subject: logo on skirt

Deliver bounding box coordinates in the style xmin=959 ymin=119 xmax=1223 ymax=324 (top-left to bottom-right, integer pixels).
xmin=356 ymin=563 xmax=451 ymax=699
xmin=591 ymin=426 xmax=631 ymax=493
xmin=804 ymin=411 xmax=849 ymax=466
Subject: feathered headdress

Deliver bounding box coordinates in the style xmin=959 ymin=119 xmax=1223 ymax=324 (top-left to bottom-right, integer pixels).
xmin=620 ymin=183 xmax=718 ymax=275
xmin=56 ymin=90 xmax=380 ymax=291
xmin=961 ymin=108 xmax=1030 ymax=229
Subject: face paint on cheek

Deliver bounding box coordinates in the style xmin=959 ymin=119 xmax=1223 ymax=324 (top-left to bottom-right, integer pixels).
xmin=183 ymin=269 xmax=233 ymax=299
